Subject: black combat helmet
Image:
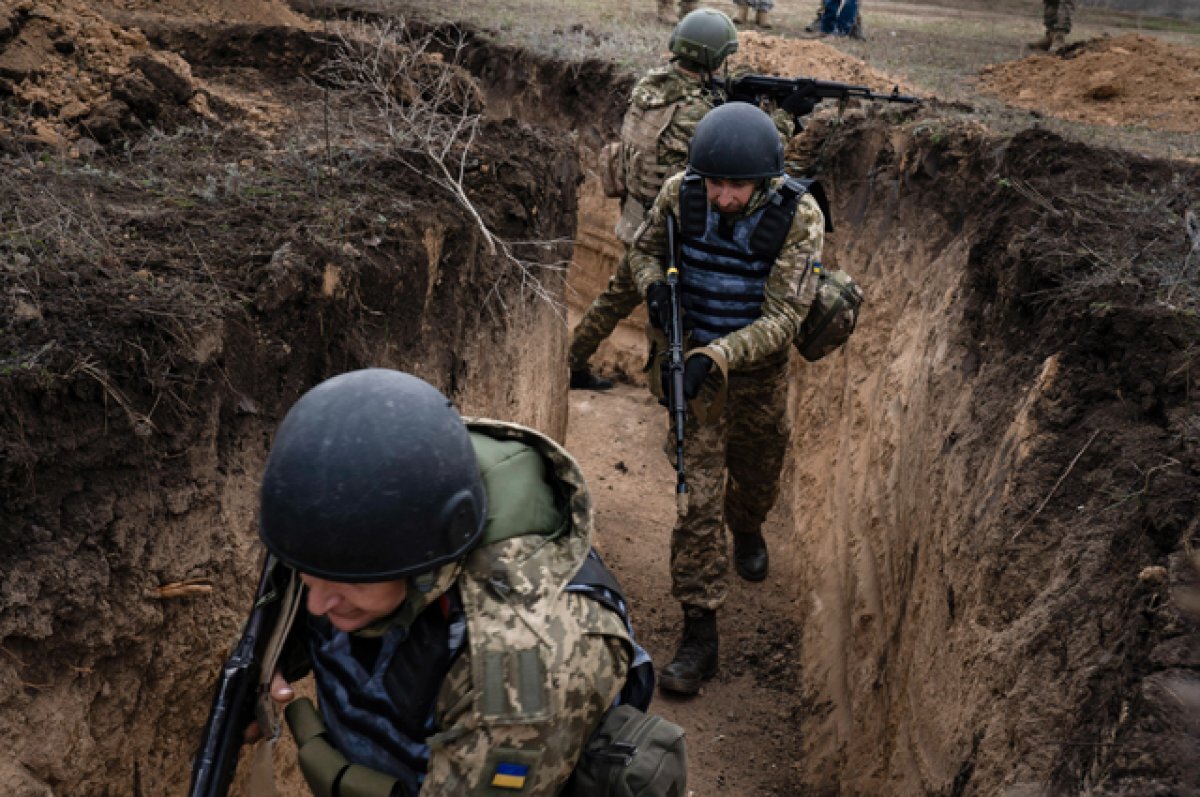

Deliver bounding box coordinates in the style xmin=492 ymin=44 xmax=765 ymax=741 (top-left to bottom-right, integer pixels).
xmin=669 ymin=9 xmax=738 ymax=72
xmin=687 ymin=101 xmax=784 ymax=180
xmin=259 ymin=369 xmax=487 ymax=582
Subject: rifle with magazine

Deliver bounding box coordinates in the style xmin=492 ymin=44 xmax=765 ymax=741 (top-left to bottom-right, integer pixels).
xmin=664 ymin=212 xmax=689 ymax=517
xmin=188 ymin=556 xmax=302 ymax=797
xmin=715 ymin=74 xmax=920 ymax=128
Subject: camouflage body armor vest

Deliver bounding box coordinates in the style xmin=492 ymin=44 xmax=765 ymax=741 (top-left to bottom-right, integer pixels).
xmin=289 ymin=424 xmax=652 ymax=797
xmin=615 ymin=67 xmax=715 ymax=243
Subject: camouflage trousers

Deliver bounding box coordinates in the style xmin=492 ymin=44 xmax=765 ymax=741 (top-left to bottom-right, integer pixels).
xmin=733 ymin=0 xmax=775 ymax=11
xmin=567 ymin=249 xmax=641 ymax=372
xmin=663 ymin=356 xmax=790 ymax=610
xmin=1044 ymin=0 xmax=1074 ymax=32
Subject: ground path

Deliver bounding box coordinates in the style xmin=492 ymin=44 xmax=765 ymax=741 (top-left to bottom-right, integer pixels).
xmin=566 ymin=384 xmax=813 ymax=797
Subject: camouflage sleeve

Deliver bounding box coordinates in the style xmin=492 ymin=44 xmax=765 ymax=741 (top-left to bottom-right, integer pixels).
xmin=628 ymin=171 xmax=686 ymax=296
xmin=710 ymin=193 xmax=825 ymax=370
xmin=421 ymin=594 xmax=631 ymax=796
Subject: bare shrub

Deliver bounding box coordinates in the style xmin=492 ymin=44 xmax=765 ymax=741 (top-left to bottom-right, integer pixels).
xmin=319 ymin=20 xmax=571 ymax=315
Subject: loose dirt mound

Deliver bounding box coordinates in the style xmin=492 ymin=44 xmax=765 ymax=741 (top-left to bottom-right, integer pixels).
xmin=731 ymin=30 xmax=911 ymax=92
xmin=978 ymin=33 xmax=1200 ymax=133
xmin=102 ymin=0 xmax=311 ymax=26
xmin=0 ymin=0 xmax=208 ymax=150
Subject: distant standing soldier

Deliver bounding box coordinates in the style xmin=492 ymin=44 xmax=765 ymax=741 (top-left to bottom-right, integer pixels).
xmin=629 ymin=104 xmax=827 ymax=695
xmin=1028 ymin=0 xmax=1074 ymax=53
xmin=569 ymin=9 xmax=739 ymax=390
xmin=732 ymin=0 xmax=775 ymax=29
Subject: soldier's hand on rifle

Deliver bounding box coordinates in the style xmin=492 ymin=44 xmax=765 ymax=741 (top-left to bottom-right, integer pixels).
xmin=645 ymin=281 xmax=673 ymax=331
xmin=683 ymin=354 xmax=714 ymax=399
xmin=242 ymin=670 xmax=295 ymax=742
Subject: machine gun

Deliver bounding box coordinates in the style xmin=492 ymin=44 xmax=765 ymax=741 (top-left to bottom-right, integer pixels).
xmin=189 ymin=556 xmax=300 ymax=797
xmin=715 ymin=74 xmax=920 ymax=128
xmin=664 ymin=213 xmax=689 ymax=517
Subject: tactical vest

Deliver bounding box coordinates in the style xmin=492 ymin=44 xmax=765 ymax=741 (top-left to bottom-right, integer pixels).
xmin=676 ymin=172 xmax=827 ymax=346
xmin=292 ymin=429 xmax=652 ymax=797
xmin=615 ymin=71 xmax=713 ymax=244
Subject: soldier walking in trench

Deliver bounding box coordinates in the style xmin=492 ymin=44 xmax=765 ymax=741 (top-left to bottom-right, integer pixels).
xmin=569 ymin=9 xmax=739 ymax=390
xmin=628 ymin=103 xmax=827 ymax=695
xmin=242 ymin=369 xmax=667 ymax=795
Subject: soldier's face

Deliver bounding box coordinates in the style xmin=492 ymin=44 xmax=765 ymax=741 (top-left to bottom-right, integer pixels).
xmin=300 ymin=574 xmax=409 ymax=632
xmin=705 ymin=177 xmax=756 ymax=214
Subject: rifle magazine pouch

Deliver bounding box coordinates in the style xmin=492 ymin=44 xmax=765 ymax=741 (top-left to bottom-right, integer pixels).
xmin=796 ymin=267 xmax=863 ymax=362
xmin=566 ymin=704 xmax=687 ymax=797
xmin=285 ymin=698 xmax=402 ymax=797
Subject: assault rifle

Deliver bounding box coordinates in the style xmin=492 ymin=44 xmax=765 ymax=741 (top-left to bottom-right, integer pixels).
xmin=665 ymin=213 xmax=689 ymax=517
xmin=715 ymin=74 xmax=920 ymax=127
xmin=189 ymin=556 xmax=298 ymax=797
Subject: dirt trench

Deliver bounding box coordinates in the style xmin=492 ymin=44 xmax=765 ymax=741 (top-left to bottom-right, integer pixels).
xmin=0 ymin=16 xmax=579 ymax=795
xmin=445 ymin=32 xmax=1200 ymax=797
xmin=2 ymin=7 xmax=1199 ymax=797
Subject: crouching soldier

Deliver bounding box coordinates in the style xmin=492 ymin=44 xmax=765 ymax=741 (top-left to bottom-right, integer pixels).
xmin=249 ymin=369 xmax=665 ymax=795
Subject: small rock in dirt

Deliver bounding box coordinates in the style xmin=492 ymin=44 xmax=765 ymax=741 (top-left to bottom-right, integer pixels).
xmin=614 ymin=460 xmax=628 ymax=473
xmin=1138 ymin=565 xmax=1168 ymax=586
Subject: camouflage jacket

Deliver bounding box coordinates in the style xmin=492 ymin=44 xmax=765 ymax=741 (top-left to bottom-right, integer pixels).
xmin=629 ymin=171 xmax=826 ymax=372
xmin=425 ymin=420 xmax=631 ymax=795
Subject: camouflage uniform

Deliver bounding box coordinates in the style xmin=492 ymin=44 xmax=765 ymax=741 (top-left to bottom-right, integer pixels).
xmin=1044 ymin=0 xmax=1074 ymax=34
xmin=568 ymin=65 xmax=717 ymax=373
xmin=630 ymin=172 xmax=826 ymax=609
xmin=288 ymin=420 xmax=634 ymax=796
xmin=733 ymin=0 xmax=775 ymax=12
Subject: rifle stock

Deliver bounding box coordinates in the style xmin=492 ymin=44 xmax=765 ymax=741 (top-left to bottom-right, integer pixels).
xmin=665 ymin=214 xmax=688 ymax=517
xmin=188 ymin=556 xmax=284 ymax=797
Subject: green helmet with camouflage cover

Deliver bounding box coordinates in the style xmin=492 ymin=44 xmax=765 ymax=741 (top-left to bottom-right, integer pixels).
xmin=669 ymin=9 xmax=738 ymax=72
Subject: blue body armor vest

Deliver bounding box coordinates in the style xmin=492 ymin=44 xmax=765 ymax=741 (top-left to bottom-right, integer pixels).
xmin=675 ymin=172 xmax=831 ymax=346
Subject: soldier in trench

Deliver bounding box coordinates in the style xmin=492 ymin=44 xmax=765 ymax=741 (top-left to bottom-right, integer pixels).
xmin=630 ymin=103 xmax=827 ymax=695
xmin=568 ymin=8 xmax=740 ymax=390
xmin=245 ymin=368 xmax=662 ymax=795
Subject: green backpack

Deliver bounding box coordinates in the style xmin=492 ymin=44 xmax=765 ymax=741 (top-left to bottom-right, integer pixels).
xmin=566 ymin=704 xmax=688 ymax=797
xmin=796 ymin=264 xmax=863 ymax=362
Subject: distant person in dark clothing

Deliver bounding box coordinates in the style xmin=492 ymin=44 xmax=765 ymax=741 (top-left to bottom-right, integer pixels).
xmin=812 ymin=0 xmax=863 ymax=39
xmin=1028 ymin=0 xmax=1074 ymax=53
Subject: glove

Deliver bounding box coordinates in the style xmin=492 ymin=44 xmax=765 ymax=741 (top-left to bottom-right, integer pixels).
xmin=781 ymin=91 xmax=818 ymax=119
xmin=645 ymin=282 xmax=673 ymax=331
xmin=682 ymin=354 xmax=714 ymax=400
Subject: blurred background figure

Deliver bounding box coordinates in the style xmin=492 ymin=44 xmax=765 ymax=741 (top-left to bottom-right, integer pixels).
xmin=732 ymin=0 xmax=775 ymax=29
xmin=1028 ymin=0 xmax=1074 ymax=53
xmin=658 ymin=0 xmax=699 ymax=24
xmin=807 ymin=0 xmax=864 ymax=39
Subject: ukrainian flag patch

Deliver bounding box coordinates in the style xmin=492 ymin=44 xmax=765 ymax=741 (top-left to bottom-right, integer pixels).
xmin=490 ymin=761 xmax=529 ymax=790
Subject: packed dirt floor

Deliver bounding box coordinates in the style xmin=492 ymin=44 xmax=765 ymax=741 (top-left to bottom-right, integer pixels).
xmin=2 ymin=0 xmax=1200 ymax=795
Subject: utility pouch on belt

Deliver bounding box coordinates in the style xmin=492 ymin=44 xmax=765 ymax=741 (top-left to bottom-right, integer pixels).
xmin=795 ymin=265 xmax=862 ymax=362
xmin=285 ymin=698 xmax=402 ymax=797
xmin=564 ymin=704 xmax=687 ymax=797
xmin=599 ymin=141 xmax=627 ymax=200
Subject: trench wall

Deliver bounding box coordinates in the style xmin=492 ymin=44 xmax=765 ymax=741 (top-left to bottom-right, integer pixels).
xmin=781 ymin=115 xmax=1200 ymax=794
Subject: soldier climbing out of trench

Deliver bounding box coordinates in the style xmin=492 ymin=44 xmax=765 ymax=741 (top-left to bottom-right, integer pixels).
xmin=214 ymin=368 xmax=688 ymax=796
xmin=629 ymin=103 xmax=829 ymax=695
xmin=570 ymin=8 xmax=789 ymax=390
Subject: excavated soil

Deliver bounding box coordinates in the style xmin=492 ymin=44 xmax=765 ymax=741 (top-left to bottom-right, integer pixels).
xmin=978 ymin=33 xmax=1200 ymax=133
xmin=2 ymin=2 xmax=1200 ymax=797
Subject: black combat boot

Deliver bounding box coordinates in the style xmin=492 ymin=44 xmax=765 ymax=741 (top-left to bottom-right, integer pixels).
xmin=733 ymin=531 xmax=769 ymax=582
xmin=659 ymin=605 xmax=718 ymax=695
xmin=569 ymin=368 xmax=613 ymax=390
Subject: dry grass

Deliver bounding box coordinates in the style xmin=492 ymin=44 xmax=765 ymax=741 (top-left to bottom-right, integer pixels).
xmin=335 ymin=0 xmax=1200 ymax=160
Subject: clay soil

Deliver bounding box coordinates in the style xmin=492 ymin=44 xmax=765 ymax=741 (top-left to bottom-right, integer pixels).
xmin=2 ymin=0 xmax=1200 ymax=795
